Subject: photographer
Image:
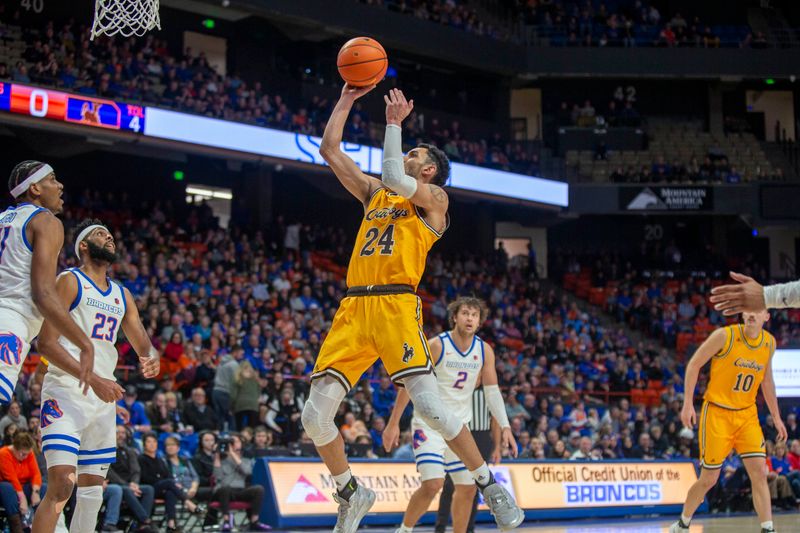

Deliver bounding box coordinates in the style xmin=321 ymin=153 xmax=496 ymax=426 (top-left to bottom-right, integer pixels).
xmin=212 ymin=434 xmax=270 ymax=531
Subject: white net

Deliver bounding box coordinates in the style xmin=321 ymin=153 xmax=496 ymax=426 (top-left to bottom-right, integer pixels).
xmin=90 ymin=0 xmax=161 ymax=40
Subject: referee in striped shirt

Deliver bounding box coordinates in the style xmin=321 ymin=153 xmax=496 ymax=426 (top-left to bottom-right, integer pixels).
xmin=435 ymin=386 xmax=501 ymax=533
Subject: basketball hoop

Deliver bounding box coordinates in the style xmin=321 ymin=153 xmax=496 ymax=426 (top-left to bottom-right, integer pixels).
xmin=90 ymin=0 xmax=161 ymax=40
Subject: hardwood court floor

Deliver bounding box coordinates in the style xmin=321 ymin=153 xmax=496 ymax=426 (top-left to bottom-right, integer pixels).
xmin=264 ymin=513 xmax=799 ymax=533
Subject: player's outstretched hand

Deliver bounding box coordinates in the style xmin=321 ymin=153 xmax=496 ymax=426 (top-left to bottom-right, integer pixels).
xmin=79 ymin=344 xmax=95 ymax=395
xmin=501 ymin=427 xmax=518 ymax=459
xmin=382 ymin=423 xmax=400 ymax=454
xmin=680 ymin=402 xmax=696 ymax=429
xmin=384 ymin=88 xmax=414 ymax=125
xmin=341 ymin=83 xmax=377 ymax=101
xmin=775 ymin=418 xmax=788 ymax=443
xmin=709 ymin=272 xmax=766 ymax=316
xmin=90 ymin=375 xmax=124 ymax=403
xmin=140 ymin=354 xmax=160 ymax=379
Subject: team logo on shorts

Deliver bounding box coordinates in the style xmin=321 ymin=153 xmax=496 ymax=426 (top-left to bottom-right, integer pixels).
xmin=413 ymin=429 xmax=427 ymax=449
xmin=402 ymin=343 xmax=415 ymax=363
xmin=0 ymin=333 xmax=23 ymax=365
xmin=40 ymin=399 xmax=64 ymax=428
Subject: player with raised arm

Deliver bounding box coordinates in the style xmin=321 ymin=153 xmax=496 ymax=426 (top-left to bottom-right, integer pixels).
xmin=0 ymin=161 xmax=95 ymax=403
xmin=711 ymin=272 xmax=800 ymax=315
xmin=31 ymin=219 xmax=160 ymax=533
xmin=301 ymin=85 xmax=524 ymax=533
xmin=382 ymin=297 xmax=518 ymax=533
xmin=670 ymin=311 xmax=787 ymax=533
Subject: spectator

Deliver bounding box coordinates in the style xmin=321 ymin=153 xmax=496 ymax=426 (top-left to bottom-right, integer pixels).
xmin=104 ymin=426 xmax=156 ymax=533
xmin=0 ymin=431 xmax=44 ymax=533
xmin=138 ymin=433 xmax=204 ymax=532
xmin=570 ymin=437 xmax=597 ymax=460
xmin=212 ymin=434 xmax=270 ymax=531
xmin=183 ymin=387 xmax=219 ymax=432
xmin=245 ymin=426 xmax=273 ymax=458
xmin=231 ymin=361 xmax=261 ymax=430
xmin=165 ymin=437 xmax=200 ymax=503
xmin=265 ymin=387 xmax=303 ymax=445
xmin=0 ymin=402 xmax=27 ymax=437
xmin=117 ymin=386 xmax=152 ymax=434
xmin=213 ymin=346 xmax=243 ymax=431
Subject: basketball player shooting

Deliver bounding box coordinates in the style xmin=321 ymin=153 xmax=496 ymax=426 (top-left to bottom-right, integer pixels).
xmin=301 ymin=85 xmax=524 ymax=533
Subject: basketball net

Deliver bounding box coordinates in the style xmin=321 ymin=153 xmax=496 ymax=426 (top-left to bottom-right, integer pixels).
xmin=90 ymin=0 xmax=161 ymax=40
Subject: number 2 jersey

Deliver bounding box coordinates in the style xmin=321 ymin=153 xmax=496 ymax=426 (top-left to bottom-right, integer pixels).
xmin=703 ymin=324 xmax=775 ymax=410
xmin=51 ymin=268 xmax=126 ymax=383
xmin=0 ymin=203 xmax=50 ymax=337
xmin=346 ymin=187 xmax=446 ymax=289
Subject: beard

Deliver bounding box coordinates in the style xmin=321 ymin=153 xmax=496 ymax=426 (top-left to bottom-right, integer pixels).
xmin=87 ymin=240 xmax=117 ymax=264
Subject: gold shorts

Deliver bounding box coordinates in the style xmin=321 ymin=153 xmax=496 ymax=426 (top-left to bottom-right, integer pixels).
xmin=311 ymin=293 xmax=432 ymax=391
xmin=699 ymin=401 xmax=766 ymax=469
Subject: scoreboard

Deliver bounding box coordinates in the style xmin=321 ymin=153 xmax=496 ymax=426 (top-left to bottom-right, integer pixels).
xmin=0 ymin=82 xmax=145 ymax=133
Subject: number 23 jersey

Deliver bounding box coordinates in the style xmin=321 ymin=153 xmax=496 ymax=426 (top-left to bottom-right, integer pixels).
xmin=346 ymin=188 xmax=446 ymax=289
xmin=703 ymin=324 xmax=774 ymax=410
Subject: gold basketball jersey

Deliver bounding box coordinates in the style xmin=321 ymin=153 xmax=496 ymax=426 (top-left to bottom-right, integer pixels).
xmin=703 ymin=324 xmax=774 ymax=410
xmin=346 ymin=188 xmax=444 ymax=289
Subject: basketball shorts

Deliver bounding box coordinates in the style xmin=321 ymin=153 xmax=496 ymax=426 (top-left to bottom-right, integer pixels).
xmin=41 ymin=374 xmax=117 ymax=477
xmin=411 ymin=416 xmax=472 ymax=485
xmin=699 ymin=401 xmax=766 ymax=469
xmin=311 ymin=293 xmax=433 ymax=391
xmin=0 ymin=307 xmax=37 ymax=404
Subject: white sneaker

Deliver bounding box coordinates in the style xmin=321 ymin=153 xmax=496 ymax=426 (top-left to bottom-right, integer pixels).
xmin=332 ymin=485 xmax=376 ymax=533
xmin=669 ymin=520 xmax=690 ymax=533
xmin=482 ymin=482 xmax=524 ymax=531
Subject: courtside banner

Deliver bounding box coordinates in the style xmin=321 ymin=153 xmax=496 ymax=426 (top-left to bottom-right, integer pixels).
xmin=253 ymin=458 xmax=700 ymax=527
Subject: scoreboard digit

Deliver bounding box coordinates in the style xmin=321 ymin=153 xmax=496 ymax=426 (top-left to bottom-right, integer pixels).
xmin=0 ymin=82 xmax=145 ymax=133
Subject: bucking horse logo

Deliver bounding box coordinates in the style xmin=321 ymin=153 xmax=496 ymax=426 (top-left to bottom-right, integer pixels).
xmin=40 ymin=399 xmax=64 ymax=428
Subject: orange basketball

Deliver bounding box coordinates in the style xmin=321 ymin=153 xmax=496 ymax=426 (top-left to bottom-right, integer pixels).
xmin=337 ymin=37 xmax=388 ymax=87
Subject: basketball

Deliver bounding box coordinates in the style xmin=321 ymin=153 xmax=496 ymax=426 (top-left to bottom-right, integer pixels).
xmin=337 ymin=37 xmax=388 ymax=87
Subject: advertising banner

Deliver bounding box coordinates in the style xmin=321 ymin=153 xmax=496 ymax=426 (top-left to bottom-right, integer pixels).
xmin=255 ymin=459 xmax=699 ymax=527
xmin=620 ymin=186 xmax=713 ymax=211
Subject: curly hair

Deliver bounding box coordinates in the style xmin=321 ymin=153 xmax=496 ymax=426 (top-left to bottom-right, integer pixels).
xmin=447 ymin=297 xmax=488 ymax=328
xmin=418 ymin=143 xmax=451 ymax=187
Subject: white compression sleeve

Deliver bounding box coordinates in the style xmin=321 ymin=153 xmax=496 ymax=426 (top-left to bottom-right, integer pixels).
xmin=70 ymin=486 xmax=104 ymax=533
xmin=764 ymin=280 xmax=800 ymax=309
xmin=382 ymin=124 xmax=418 ymax=198
xmin=484 ymin=384 xmax=510 ymax=429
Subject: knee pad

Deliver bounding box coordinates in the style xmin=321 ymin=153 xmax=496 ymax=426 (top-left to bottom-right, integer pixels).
xmin=301 ymin=377 xmax=346 ymax=447
xmin=70 ymin=485 xmax=104 ymax=533
xmin=412 ymin=390 xmax=462 ymax=440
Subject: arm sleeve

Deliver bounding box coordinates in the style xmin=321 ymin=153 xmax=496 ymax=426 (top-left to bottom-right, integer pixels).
xmin=237 ymin=457 xmax=253 ymax=477
xmin=764 ymin=280 xmax=800 ymax=309
xmin=381 ymin=124 xmax=418 ymax=198
xmin=484 ymin=384 xmax=511 ymax=429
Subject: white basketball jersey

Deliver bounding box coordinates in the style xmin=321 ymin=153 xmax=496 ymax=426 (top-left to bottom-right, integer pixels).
xmin=0 ymin=203 xmax=49 ymax=337
xmin=429 ymin=331 xmax=484 ymax=425
xmin=53 ymin=268 xmax=125 ymax=382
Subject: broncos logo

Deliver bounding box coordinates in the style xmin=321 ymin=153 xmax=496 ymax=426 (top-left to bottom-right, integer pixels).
xmin=0 ymin=333 xmax=23 ymax=366
xmin=413 ymin=429 xmax=427 ymax=450
xmin=40 ymin=399 xmax=63 ymax=428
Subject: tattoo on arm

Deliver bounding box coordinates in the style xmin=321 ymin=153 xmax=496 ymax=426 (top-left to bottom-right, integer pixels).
xmin=429 ymin=185 xmax=446 ymax=203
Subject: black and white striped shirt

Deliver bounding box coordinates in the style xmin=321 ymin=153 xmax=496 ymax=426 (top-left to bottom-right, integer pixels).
xmin=468 ymin=387 xmax=491 ymax=432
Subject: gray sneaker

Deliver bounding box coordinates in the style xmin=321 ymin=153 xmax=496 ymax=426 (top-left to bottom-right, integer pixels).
xmin=332 ymin=485 xmax=376 ymax=533
xmin=482 ymin=483 xmax=524 ymax=531
xmin=668 ymin=521 xmax=689 ymax=533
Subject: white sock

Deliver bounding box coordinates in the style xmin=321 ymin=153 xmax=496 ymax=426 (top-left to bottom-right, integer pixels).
xmin=761 ymin=521 xmax=774 ymax=531
xmin=333 ymin=469 xmax=353 ymax=491
xmin=70 ymin=485 xmax=104 ymax=533
xmin=680 ymin=515 xmax=692 ymax=526
xmin=54 ymin=512 xmax=68 ymax=533
xmin=398 ymin=525 xmax=414 ymax=533
xmin=470 ymin=462 xmax=492 ymax=487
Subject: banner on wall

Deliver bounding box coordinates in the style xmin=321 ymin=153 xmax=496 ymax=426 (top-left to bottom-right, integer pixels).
xmin=257 ymin=459 xmax=699 ymax=526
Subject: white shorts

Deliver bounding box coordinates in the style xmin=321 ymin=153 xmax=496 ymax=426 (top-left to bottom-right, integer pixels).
xmin=411 ymin=417 xmax=472 ymax=485
xmin=41 ymin=375 xmax=116 ymax=477
xmin=0 ymin=307 xmax=36 ymax=404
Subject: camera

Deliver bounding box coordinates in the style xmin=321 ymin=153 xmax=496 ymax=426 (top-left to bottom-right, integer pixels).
xmin=216 ymin=437 xmax=234 ymax=457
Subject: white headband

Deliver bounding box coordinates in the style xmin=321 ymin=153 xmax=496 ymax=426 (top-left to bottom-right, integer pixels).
xmin=74 ymin=225 xmax=109 ymax=258
xmin=10 ymin=164 xmax=54 ymax=198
